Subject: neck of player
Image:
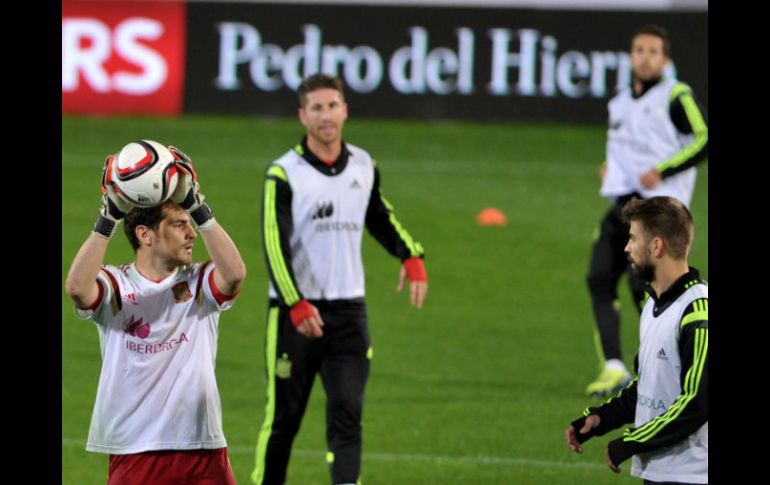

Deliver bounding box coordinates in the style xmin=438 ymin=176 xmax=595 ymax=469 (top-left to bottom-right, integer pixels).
xmin=307 ymin=135 xmax=342 ymax=162
xmin=652 ymin=260 xmax=690 ymax=297
xmin=135 ymin=254 xmax=179 ymax=282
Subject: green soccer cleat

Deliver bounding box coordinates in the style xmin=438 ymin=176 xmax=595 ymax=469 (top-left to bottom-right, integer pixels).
xmin=585 ymin=368 xmax=632 ymax=398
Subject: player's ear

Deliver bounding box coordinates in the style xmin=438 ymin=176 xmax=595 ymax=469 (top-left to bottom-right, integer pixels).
xmin=135 ymin=224 xmax=153 ymax=247
xmin=650 ymin=236 xmax=665 ymax=258
xmin=298 ymin=107 xmax=307 ymax=126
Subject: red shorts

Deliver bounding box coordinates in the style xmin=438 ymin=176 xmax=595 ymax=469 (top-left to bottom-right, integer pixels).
xmin=108 ymin=448 xmax=236 ymax=485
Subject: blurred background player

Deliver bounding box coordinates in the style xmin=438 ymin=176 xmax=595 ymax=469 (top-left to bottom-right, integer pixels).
xmin=585 ymin=25 xmax=708 ymax=397
xmin=65 ymin=147 xmax=246 ymax=484
xmin=566 ymin=196 xmax=707 ymax=484
xmin=252 ymin=74 xmax=428 ymax=485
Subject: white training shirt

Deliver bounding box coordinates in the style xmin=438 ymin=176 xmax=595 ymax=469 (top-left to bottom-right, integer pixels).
xmin=601 ymin=78 xmax=698 ymax=206
xmin=268 ymin=143 xmax=375 ymax=301
xmin=632 ymin=283 xmax=708 ymax=483
xmin=76 ymin=261 xmax=236 ymax=455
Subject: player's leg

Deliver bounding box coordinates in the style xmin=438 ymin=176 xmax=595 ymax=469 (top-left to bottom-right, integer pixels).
xmin=252 ymin=302 xmax=322 ymax=485
xmin=318 ymin=301 xmax=370 ymax=485
xmin=585 ymin=204 xmax=632 ymax=396
xmin=191 ymin=448 xmax=237 ymax=485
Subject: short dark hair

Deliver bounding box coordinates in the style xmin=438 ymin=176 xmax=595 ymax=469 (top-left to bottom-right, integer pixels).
xmin=632 ymin=24 xmax=671 ymax=57
xmin=123 ymin=201 xmax=176 ymax=251
xmin=297 ymin=74 xmax=344 ymax=108
xmin=621 ymin=196 xmax=693 ymax=260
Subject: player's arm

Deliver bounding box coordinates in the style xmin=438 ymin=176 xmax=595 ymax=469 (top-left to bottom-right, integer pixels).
xmin=567 ymin=363 xmax=639 ymax=447
xmin=606 ymin=299 xmax=708 ymax=466
xmin=65 ymin=234 xmax=110 ymax=310
xmin=198 ymin=225 xmax=246 ymax=297
xmin=365 ymin=164 xmax=428 ymax=307
xmin=65 ymin=155 xmax=133 ymax=310
xmin=656 ymin=83 xmax=709 ymax=178
xmin=261 ymin=164 xmax=323 ymax=337
xmin=262 ymin=165 xmax=303 ymax=307
xmin=168 ymin=146 xmax=246 ymax=296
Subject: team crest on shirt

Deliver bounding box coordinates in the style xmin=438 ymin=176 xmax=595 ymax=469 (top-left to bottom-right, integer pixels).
xmin=276 ymin=353 xmax=292 ymax=379
xmin=172 ymin=282 xmax=192 ymax=303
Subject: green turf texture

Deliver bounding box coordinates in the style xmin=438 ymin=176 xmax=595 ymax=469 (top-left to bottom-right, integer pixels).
xmin=62 ymin=115 xmax=707 ymax=484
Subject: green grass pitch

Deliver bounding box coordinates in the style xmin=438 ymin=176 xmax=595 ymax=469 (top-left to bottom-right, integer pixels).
xmin=62 ymin=115 xmax=707 ymax=484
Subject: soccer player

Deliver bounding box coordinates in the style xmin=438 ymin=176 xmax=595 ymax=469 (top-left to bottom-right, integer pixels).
xmin=585 ymin=25 xmax=708 ymax=397
xmin=566 ymin=196 xmax=708 ymax=484
xmin=252 ymin=74 xmax=428 ymax=485
xmin=65 ymin=145 xmax=246 ymax=484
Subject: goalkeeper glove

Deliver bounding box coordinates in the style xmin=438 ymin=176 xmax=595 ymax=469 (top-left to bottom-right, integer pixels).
xmin=168 ymin=145 xmax=216 ymax=230
xmin=94 ymin=155 xmax=133 ymax=239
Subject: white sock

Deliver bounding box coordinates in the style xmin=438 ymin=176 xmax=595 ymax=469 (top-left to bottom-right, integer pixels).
xmin=605 ymin=359 xmax=627 ymax=373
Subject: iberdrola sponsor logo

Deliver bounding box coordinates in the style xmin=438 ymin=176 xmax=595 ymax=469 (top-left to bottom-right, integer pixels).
xmin=122 ymin=315 xmax=189 ymax=354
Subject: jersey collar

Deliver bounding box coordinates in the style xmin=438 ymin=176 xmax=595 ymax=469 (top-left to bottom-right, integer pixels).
xmin=129 ymin=262 xmax=180 ymax=285
xmin=294 ymin=136 xmax=351 ymax=176
xmin=632 ymin=77 xmax=664 ymax=99
xmin=647 ymin=266 xmax=703 ymax=317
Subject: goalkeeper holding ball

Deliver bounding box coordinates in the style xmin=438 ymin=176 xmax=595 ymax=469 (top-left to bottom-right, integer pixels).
xmin=65 ymin=142 xmax=246 ymax=484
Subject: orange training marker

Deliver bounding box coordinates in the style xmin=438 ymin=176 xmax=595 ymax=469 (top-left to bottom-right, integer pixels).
xmin=476 ymin=207 xmax=508 ymax=226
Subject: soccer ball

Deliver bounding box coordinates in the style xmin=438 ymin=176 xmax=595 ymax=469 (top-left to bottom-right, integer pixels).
xmin=112 ymin=140 xmax=179 ymax=208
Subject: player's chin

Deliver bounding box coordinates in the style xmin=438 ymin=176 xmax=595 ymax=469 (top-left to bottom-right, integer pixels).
xmin=177 ymin=251 xmax=193 ymax=265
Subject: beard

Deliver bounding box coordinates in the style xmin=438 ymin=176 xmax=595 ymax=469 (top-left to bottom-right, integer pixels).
xmin=630 ymin=259 xmax=655 ymax=282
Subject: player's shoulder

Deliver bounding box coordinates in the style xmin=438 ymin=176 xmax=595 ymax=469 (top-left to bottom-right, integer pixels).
xmin=608 ymin=86 xmax=631 ymax=101
xmin=177 ymin=261 xmax=211 ymax=281
xmin=666 ymin=79 xmax=694 ymax=101
xmin=100 ymin=263 xmax=132 ymax=286
xmin=345 ymin=142 xmax=375 ymax=166
xmin=678 ymin=281 xmax=708 ymax=327
xmin=269 ymin=146 xmax=303 ymax=170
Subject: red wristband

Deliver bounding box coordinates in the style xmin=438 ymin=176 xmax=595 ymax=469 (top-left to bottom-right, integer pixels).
xmin=289 ymin=299 xmax=314 ymax=327
xmin=403 ymin=257 xmax=427 ymax=282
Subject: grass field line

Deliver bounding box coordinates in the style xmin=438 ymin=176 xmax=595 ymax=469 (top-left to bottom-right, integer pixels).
xmin=61 ymin=438 xmax=604 ymax=470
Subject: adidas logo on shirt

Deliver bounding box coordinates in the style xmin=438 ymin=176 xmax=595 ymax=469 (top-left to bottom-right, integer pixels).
xmin=656 ymin=348 xmax=668 ymax=360
xmin=350 ymin=179 xmax=361 ymax=189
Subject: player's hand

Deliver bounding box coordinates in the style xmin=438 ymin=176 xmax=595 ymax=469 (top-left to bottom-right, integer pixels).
xmin=169 ymin=145 xmax=205 ymax=210
xmin=640 ymin=169 xmax=662 ymax=189
xmin=99 ymin=154 xmax=133 ymax=222
xmin=290 ymin=300 xmax=325 ymax=338
xmin=598 ymin=162 xmax=607 ymax=181
xmin=565 ymin=414 xmax=600 ymax=453
xmin=604 ymin=448 xmax=621 ymax=473
xmin=94 ymin=154 xmax=134 ymax=239
xmin=168 ymin=145 xmax=215 ymax=229
xmin=397 ymin=257 xmax=428 ymax=308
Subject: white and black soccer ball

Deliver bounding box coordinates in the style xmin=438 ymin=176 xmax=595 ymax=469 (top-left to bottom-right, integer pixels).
xmin=112 ymin=140 xmax=179 ymax=208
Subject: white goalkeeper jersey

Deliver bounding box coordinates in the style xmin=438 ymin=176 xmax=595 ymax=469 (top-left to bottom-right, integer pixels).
xmin=76 ymin=261 xmax=236 ymax=455
xmin=601 ymin=78 xmax=697 ymax=206
xmin=268 ymin=143 xmax=375 ymax=301
xmin=632 ymin=283 xmax=708 ymax=483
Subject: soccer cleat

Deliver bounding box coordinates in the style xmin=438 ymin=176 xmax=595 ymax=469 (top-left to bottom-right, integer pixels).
xmin=585 ymin=368 xmax=632 ymax=397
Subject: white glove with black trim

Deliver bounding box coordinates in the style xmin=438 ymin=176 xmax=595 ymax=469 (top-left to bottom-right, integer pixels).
xmin=94 ymin=155 xmax=134 ymax=239
xmin=168 ymin=145 xmax=216 ymax=230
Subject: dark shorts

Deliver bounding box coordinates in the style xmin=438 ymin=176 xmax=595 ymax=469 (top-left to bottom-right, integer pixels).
xmin=108 ymin=448 xmax=236 ymax=485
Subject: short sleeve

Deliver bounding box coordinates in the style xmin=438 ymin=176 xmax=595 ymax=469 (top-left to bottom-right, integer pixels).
xmin=75 ymin=269 xmax=115 ymax=323
xmin=199 ymin=262 xmax=240 ymax=311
